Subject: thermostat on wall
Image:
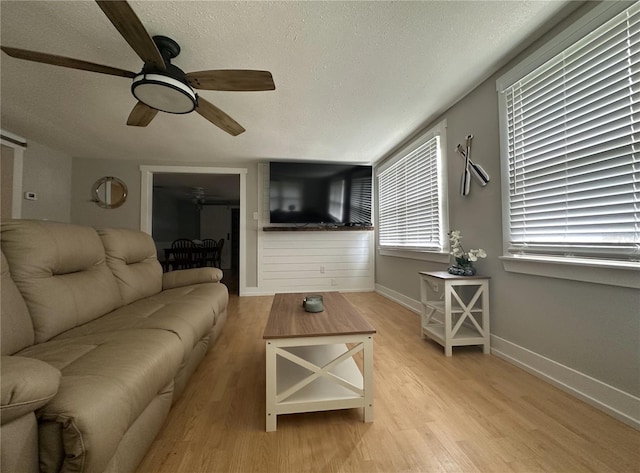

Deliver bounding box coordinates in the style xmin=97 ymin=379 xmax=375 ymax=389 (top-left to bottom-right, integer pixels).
xmin=24 ymin=191 xmax=38 ymax=201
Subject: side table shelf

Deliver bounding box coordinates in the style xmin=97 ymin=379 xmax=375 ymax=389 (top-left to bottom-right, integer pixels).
xmin=418 ymin=271 xmax=491 ymax=356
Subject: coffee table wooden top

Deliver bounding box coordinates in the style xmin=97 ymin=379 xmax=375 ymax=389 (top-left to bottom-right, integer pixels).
xmin=263 ymin=292 xmax=376 ymax=339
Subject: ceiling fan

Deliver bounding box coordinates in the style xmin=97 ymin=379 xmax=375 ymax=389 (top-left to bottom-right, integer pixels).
xmin=188 ymin=186 xmax=215 ymax=204
xmin=0 ymin=0 xmax=275 ymax=136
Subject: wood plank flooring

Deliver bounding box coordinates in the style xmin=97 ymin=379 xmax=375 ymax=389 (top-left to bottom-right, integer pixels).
xmin=135 ymin=292 xmax=640 ymax=473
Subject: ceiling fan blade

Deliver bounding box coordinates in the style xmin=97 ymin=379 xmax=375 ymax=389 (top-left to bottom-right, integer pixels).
xmin=186 ymin=70 xmax=275 ymax=91
xmin=196 ymin=98 xmax=245 ymax=136
xmin=95 ymin=0 xmax=165 ymax=71
xmin=0 ymin=46 xmax=136 ymax=78
xmin=127 ymin=102 xmax=158 ymax=127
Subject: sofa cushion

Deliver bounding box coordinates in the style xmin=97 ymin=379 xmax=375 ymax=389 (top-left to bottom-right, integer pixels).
xmin=1 ymin=356 xmax=61 ymax=424
xmin=0 ymin=220 xmax=122 ymax=343
xmin=1 ymin=250 xmax=34 ymax=355
xmin=52 ymin=282 xmax=228 ymax=363
xmin=162 ymin=267 xmax=223 ymax=289
xmin=17 ymin=329 xmax=183 ymax=473
xmin=150 ymin=283 xmax=229 ymax=327
xmin=1 ymin=413 xmax=40 ymax=473
xmin=98 ymin=228 xmax=163 ymax=305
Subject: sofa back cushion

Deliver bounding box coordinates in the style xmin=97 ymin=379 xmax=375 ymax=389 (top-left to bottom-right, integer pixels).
xmin=98 ymin=228 xmax=163 ymax=305
xmin=0 ymin=251 xmax=35 ymax=355
xmin=0 ymin=220 xmax=122 ymax=343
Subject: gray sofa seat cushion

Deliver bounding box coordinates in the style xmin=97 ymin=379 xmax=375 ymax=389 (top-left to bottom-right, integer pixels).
xmin=1 ymin=356 xmax=61 ymax=424
xmin=16 ymin=329 xmax=183 ymax=473
xmin=1 ymin=220 xmax=122 ymax=343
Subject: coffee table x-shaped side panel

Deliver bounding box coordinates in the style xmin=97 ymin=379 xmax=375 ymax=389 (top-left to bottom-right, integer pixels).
xmin=265 ymin=334 xmax=374 ymax=432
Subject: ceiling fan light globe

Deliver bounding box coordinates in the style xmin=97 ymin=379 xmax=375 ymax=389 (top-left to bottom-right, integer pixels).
xmin=131 ymin=73 xmax=196 ymax=114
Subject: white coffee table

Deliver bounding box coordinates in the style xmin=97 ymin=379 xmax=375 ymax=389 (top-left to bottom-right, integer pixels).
xmin=262 ymin=292 xmax=376 ymax=431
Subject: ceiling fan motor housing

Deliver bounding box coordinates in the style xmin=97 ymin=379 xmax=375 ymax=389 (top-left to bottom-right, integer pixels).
xmin=131 ymin=36 xmax=197 ymax=114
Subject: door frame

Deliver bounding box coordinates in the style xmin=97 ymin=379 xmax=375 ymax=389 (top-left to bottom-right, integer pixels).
xmin=140 ymin=165 xmax=248 ymax=295
xmin=1 ymin=129 xmax=27 ymax=219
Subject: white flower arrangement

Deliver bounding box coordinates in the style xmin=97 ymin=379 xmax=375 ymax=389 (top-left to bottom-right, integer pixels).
xmin=448 ymin=230 xmax=487 ymax=265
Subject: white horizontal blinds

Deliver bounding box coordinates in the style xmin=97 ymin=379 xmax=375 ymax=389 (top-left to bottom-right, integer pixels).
xmin=329 ymin=179 xmax=345 ymax=221
xmin=503 ymin=3 xmax=640 ymax=261
xmin=378 ymin=135 xmax=441 ymax=250
xmin=349 ymin=176 xmax=372 ymax=223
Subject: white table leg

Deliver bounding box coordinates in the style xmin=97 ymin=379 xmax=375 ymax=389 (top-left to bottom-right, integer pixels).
xmin=444 ymin=283 xmax=453 ymax=356
xmin=482 ymin=281 xmax=490 ymax=354
xmin=265 ymin=340 xmax=277 ymax=432
xmin=363 ymin=335 xmax=374 ymax=422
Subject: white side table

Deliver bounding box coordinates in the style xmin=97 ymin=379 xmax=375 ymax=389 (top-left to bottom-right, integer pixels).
xmin=418 ymin=271 xmax=490 ymax=356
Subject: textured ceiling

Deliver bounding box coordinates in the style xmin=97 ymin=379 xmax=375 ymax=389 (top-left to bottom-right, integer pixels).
xmin=1 ymin=1 xmax=576 ymax=166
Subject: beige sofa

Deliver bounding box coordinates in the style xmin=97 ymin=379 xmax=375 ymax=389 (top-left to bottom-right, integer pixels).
xmin=0 ymin=219 xmax=229 ymax=473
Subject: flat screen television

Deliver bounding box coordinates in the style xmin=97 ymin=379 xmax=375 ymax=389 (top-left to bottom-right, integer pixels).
xmin=269 ymin=161 xmax=372 ymax=225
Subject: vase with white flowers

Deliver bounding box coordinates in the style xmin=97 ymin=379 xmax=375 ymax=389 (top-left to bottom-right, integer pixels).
xmin=447 ymin=230 xmax=487 ymax=276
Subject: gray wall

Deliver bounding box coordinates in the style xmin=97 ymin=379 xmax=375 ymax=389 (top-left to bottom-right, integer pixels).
xmin=375 ymin=7 xmax=639 ymax=397
xmin=70 ymin=158 xmax=259 ymax=287
xmin=21 ymin=140 xmax=72 ymax=222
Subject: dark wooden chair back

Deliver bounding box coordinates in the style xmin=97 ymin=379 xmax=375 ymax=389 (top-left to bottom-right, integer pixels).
xmin=171 ymin=239 xmax=196 ymax=269
xmin=201 ymin=238 xmax=218 ymax=267
xmin=215 ymin=238 xmax=225 ymax=268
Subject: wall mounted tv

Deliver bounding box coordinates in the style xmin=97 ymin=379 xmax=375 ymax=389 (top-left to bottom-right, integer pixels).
xmin=269 ymin=161 xmax=373 ymax=225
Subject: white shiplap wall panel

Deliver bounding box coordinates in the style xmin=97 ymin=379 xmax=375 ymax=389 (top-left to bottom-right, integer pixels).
xmin=261 ymin=262 xmax=370 ymax=271
xmin=259 ymin=230 xmax=374 ymax=293
xmin=263 ymin=255 xmax=369 ymax=264
xmin=264 ymin=247 xmax=368 ymax=257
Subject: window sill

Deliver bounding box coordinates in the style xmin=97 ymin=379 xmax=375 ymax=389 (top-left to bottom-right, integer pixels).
xmin=379 ymin=248 xmax=450 ymax=263
xmin=500 ymin=255 xmax=639 ymax=289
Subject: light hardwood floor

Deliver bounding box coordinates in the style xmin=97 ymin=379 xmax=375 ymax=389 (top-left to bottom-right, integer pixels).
xmin=136 ymin=292 xmax=640 ymax=473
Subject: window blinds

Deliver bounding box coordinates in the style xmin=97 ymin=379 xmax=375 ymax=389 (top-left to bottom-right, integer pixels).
xmin=349 ymin=176 xmax=372 ymax=223
xmin=378 ymin=135 xmax=442 ymax=250
xmin=501 ymin=3 xmax=640 ymax=261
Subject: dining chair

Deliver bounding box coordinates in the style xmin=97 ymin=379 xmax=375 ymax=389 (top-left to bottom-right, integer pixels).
xmin=170 ymin=239 xmax=197 ymax=270
xmin=201 ymin=238 xmax=218 ymax=267
xmin=215 ymin=238 xmax=224 ymax=268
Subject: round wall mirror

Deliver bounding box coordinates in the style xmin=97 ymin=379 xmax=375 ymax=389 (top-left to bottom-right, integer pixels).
xmin=92 ymin=176 xmax=128 ymax=209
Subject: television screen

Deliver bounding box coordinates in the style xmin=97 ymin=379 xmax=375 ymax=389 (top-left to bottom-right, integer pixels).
xmin=269 ymin=162 xmax=372 ymax=225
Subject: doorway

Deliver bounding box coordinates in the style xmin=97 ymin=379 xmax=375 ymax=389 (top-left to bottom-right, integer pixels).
xmin=140 ymin=165 xmax=247 ymax=296
xmin=1 ymin=130 xmax=26 ymax=219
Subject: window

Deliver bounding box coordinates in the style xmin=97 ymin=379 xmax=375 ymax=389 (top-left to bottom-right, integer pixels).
xmin=377 ymin=120 xmax=447 ymax=256
xmin=497 ymin=2 xmax=640 ymax=266
xmin=349 ymin=176 xmax=372 ymax=224
xmin=328 ymin=179 xmax=345 ymax=221
xmin=270 ymin=181 xmax=302 ymax=213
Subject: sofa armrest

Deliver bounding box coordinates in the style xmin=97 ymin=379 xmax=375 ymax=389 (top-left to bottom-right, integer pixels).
xmin=162 ymin=267 xmax=223 ymax=290
xmin=1 ymin=356 xmax=61 ymax=425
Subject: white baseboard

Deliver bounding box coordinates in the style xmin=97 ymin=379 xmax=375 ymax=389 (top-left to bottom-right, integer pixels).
xmin=375 ymin=284 xmax=640 ymax=430
xmin=491 ymin=335 xmax=639 ymax=430
xmin=375 ymin=283 xmax=421 ymax=313
xmin=239 ymin=287 xmax=275 ymax=296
